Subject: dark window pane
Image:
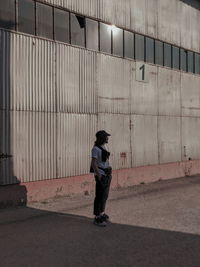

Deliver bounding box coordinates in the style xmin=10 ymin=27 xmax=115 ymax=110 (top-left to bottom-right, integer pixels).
xmin=195 ymin=53 xmax=200 ymax=75
xmin=112 ymin=27 xmax=123 ymax=57
xmin=86 ymin=18 xmax=98 ymax=51
xmin=188 ymin=51 xmax=194 ymax=73
xmin=155 ymin=40 xmax=163 ymax=65
xmin=18 ymin=0 xmax=35 ymax=35
xmin=71 ymin=14 xmax=85 ymax=47
xmin=145 ymin=37 xmax=154 ymax=64
xmin=164 ymin=43 xmax=172 ymax=68
xmin=172 ymin=46 xmax=180 ymax=70
xmin=0 ymin=0 xmax=15 ymax=30
xmin=135 ymin=34 xmax=144 ymax=61
xmin=36 ymin=3 xmax=53 ymax=39
xmin=54 ymin=8 xmax=69 ymax=43
xmin=100 ymin=23 xmax=111 ymax=54
xmin=180 ymin=49 xmax=187 ymax=72
xmin=124 ymin=31 xmax=134 ymax=59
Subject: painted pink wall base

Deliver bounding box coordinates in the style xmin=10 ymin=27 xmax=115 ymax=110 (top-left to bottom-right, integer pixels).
xmin=0 ymin=159 xmax=200 ymax=206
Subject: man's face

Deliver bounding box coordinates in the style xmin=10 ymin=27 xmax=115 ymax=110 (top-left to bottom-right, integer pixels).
xmin=105 ymin=136 xmax=109 ymax=143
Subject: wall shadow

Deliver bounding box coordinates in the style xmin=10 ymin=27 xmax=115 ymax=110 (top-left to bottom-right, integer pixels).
xmin=0 ymin=207 xmax=200 ymax=267
xmin=0 ymin=19 xmax=27 ymax=206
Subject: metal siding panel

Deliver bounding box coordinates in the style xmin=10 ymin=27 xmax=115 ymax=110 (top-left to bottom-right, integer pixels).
xmin=39 ymin=0 xmax=98 ymax=18
xmin=56 ymin=44 xmax=80 ymax=113
xmin=146 ymin=0 xmax=158 ymax=38
xmin=131 ymin=115 xmax=158 ymax=167
xmin=158 ymin=116 xmax=181 ymax=164
xmin=57 ymin=113 xmax=97 ymax=178
xmin=181 ymin=73 xmax=200 ymax=117
xmin=79 ymin=49 xmax=97 ymax=114
xmin=56 ymin=45 xmax=96 ymax=114
xmin=97 ymin=54 xmax=130 ymax=114
xmin=11 ymin=111 xmax=57 ymax=183
xmin=182 ymin=117 xmax=200 ymax=160
xmin=131 ymin=63 xmax=158 ymax=115
xmin=158 ymin=68 xmax=181 ymax=116
xmin=0 ymin=111 xmax=15 ymax=185
xmin=7 ymin=32 xmax=56 ymax=112
xmin=99 ymin=0 xmax=131 ymax=29
xmin=130 ymin=0 xmax=146 ymax=34
xmin=158 ymin=0 xmax=181 ymax=46
xmin=97 ymin=113 xmax=131 ymax=170
xmin=0 ymin=30 xmax=11 ymax=110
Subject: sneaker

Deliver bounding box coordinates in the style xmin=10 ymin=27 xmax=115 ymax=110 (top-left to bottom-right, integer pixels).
xmin=93 ymin=216 xmax=107 ymax=227
xmin=101 ymin=213 xmax=110 ymax=223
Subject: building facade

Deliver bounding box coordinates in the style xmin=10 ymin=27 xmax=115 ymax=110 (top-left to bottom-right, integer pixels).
xmin=0 ymin=0 xmax=200 ymax=204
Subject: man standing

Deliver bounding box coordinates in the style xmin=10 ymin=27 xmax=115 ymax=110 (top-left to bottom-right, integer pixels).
xmin=91 ymin=130 xmax=112 ymax=227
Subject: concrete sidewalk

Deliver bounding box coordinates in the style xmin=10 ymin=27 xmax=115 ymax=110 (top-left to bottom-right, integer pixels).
xmin=1 ymin=175 xmax=200 ymax=267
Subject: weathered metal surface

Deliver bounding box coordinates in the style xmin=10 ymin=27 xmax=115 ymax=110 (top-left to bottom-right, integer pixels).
xmin=131 ymin=115 xmax=158 ymax=167
xmin=56 ymin=44 xmax=97 ymax=114
xmin=57 ymin=113 xmax=97 ymax=178
xmin=99 ymin=0 xmax=131 ymax=29
xmin=158 ymin=116 xmax=181 ymax=164
xmin=0 ymin=111 xmax=57 ymax=184
xmin=158 ymin=0 xmax=181 ymax=46
xmin=158 ymin=68 xmax=181 ymax=116
xmin=97 ymin=54 xmax=130 ymax=114
xmin=0 ymin=30 xmax=56 ymax=112
xmin=39 ymin=0 xmax=98 ymax=18
xmin=97 ymin=113 xmax=131 ymax=170
xmin=182 ymin=117 xmax=200 ymax=161
xmin=130 ymin=0 xmax=146 ymax=34
xmin=131 ymin=64 xmax=158 ymax=115
xmin=181 ymin=73 xmax=200 ymax=117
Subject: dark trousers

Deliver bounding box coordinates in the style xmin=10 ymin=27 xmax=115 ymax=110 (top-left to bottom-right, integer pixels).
xmin=93 ymin=175 xmax=112 ymax=216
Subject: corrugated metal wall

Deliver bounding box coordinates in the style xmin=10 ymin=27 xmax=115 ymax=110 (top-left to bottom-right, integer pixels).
xmin=40 ymin=0 xmax=199 ymax=52
xmin=0 ymin=0 xmax=200 ymax=184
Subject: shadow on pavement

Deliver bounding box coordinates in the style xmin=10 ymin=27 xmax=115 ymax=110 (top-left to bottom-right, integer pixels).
xmin=0 ymin=206 xmax=200 ymax=267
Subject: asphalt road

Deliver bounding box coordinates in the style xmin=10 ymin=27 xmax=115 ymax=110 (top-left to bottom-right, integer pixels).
xmin=1 ymin=175 xmax=200 ymax=267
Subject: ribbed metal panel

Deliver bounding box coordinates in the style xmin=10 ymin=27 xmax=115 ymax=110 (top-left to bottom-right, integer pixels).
xmin=97 ymin=54 xmax=131 ymax=114
xmin=0 ymin=30 xmax=11 ymax=110
xmin=131 ymin=114 xmax=158 ymax=167
xmin=57 ymin=113 xmax=97 ymax=178
xmin=99 ymin=0 xmax=131 ymax=29
xmin=0 ymin=30 xmax=56 ymax=112
xmin=12 ymin=111 xmax=57 ymax=183
xmin=0 ymin=111 xmax=14 ymax=185
xmin=97 ymin=113 xmax=131 ymax=170
xmin=40 ymin=0 xmax=98 ymax=18
xmin=56 ymin=44 xmax=97 ymax=114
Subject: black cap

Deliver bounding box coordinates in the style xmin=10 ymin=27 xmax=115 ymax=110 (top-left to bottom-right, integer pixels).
xmin=96 ymin=130 xmax=111 ymax=139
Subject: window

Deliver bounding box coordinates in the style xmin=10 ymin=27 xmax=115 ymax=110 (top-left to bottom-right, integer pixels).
xmin=124 ymin=31 xmax=134 ymax=59
xmin=36 ymin=2 xmax=53 ymax=39
xmin=18 ymin=0 xmax=35 ymax=35
xmin=135 ymin=34 xmax=144 ymax=61
xmin=164 ymin=43 xmax=172 ymax=68
xmin=99 ymin=23 xmax=111 ymax=54
xmin=187 ymin=51 xmax=194 ymax=73
xmin=145 ymin=37 xmax=154 ymax=64
xmin=180 ymin=49 xmax=187 ymax=72
xmin=172 ymin=46 xmax=180 ymax=70
xmin=112 ymin=27 xmax=123 ymax=57
xmin=54 ymin=8 xmax=69 ymax=43
xmin=86 ymin=18 xmax=98 ymax=51
xmin=71 ymin=14 xmax=85 ymax=47
xmin=155 ymin=40 xmax=163 ymax=66
xmin=0 ymin=0 xmax=15 ymax=30
xmin=194 ymin=53 xmax=200 ymax=75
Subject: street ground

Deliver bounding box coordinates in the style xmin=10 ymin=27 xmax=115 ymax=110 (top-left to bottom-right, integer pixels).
xmin=1 ymin=175 xmax=200 ymax=267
